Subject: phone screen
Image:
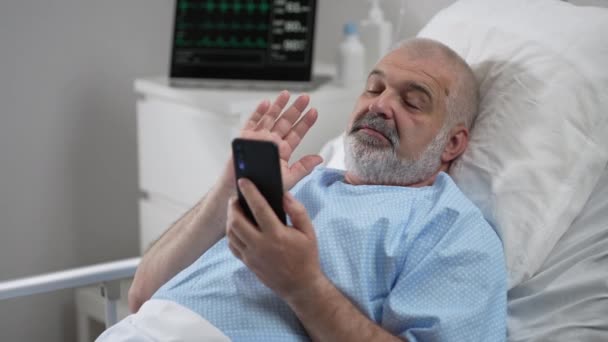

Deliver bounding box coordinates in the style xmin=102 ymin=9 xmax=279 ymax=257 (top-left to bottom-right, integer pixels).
xmin=232 ymin=138 xmax=286 ymax=225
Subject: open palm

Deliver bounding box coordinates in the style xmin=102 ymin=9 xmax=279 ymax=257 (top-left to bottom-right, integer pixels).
xmin=228 ymin=91 xmax=323 ymax=191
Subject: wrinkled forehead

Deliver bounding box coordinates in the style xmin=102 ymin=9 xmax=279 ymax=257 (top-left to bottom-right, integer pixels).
xmin=376 ymin=48 xmax=453 ymax=99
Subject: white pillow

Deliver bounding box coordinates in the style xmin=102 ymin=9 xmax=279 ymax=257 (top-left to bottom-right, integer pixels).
xmin=322 ymin=0 xmax=608 ymax=288
xmin=418 ymin=0 xmax=608 ymax=288
xmin=319 ymin=133 xmax=346 ymax=170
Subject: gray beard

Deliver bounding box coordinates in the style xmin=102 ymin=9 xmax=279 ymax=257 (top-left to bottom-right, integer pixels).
xmin=344 ymin=114 xmax=451 ymax=186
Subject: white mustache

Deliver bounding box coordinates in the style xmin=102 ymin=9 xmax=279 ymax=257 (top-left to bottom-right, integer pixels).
xmin=350 ymin=113 xmax=400 ymax=147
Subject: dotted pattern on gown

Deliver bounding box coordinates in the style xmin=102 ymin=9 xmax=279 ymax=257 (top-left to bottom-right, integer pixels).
xmin=153 ymin=168 xmax=507 ymax=342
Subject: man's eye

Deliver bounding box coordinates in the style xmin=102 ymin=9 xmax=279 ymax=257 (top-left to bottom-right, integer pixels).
xmin=366 ymin=88 xmax=381 ymax=94
xmin=404 ymin=100 xmax=420 ymax=110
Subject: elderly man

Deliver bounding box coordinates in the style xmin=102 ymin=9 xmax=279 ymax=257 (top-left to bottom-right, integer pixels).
xmin=99 ymin=38 xmax=506 ymax=341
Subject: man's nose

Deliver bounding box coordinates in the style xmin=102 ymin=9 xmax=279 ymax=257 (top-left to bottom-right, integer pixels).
xmin=368 ymin=92 xmax=395 ymax=120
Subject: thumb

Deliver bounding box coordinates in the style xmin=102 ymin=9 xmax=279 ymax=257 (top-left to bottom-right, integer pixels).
xmin=284 ymin=192 xmax=315 ymax=238
xmin=285 ymin=154 xmax=323 ymax=188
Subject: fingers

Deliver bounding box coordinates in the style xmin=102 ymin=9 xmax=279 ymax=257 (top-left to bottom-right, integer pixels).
xmin=243 ymin=99 xmax=271 ymax=131
xmin=241 ymin=92 xmax=318 ymax=166
xmin=228 ymin=230 xmax=246 ymax=253
xmin=287 ymin=155 xmax=324 ymax=185
xmin=237 ymin=178 xmax=282 ymax=233
xmin=228 ymin=240 xmax=243 ymax=260
xmin=227 ymin=197 xmax=260 ymax=254
xmin=284 ymin=107 xmax=318 ymax=152
xmin=283 ymin=192 xmax=315 ymax=239
xmin=256 ymin=91 xmax=290 ymax=130
xmin=270 ymin=94 xmax=310 ymax=137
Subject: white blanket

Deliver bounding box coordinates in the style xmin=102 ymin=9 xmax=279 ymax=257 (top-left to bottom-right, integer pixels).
xmin=95 ymin=299 xmax=231 ymax=342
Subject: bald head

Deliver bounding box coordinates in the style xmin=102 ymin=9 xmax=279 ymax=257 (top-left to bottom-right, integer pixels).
xmin=394 ymin=38 xmax=479 ymax=130
xmin=345 ymin=37 xmax=478 ymax=186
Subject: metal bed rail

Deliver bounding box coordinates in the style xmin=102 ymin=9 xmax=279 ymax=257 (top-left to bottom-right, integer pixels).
xmin=0 ymin=257 xmax=140 ymax=328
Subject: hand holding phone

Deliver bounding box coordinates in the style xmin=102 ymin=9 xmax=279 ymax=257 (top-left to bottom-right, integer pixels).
xmin=232 ymin=138 xmax=286 ymax=225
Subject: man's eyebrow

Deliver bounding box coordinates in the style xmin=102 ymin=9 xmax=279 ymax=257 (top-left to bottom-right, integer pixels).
xmin=367 ymin=70 xmax=435 ymax=102
xmin=368 ymin=69 xmax=385 ymax=79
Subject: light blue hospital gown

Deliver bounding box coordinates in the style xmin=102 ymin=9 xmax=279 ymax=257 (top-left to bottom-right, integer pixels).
xmin=153 ymin=168 xmax=507 ymax=341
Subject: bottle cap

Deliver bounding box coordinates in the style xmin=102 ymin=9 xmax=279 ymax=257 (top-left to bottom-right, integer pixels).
xmin=344 ymin=22 xmax=358 ymax=36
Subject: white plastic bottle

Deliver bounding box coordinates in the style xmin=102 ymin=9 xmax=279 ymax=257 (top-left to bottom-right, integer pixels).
xmin=359 ymin=0 xmax=393 ymax=72
xmin=337 ymin=22 xmax=366 ymax=87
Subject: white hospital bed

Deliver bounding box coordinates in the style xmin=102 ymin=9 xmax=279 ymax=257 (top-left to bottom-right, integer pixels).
xmin=1 ymin=0 xmax=607 ymax=340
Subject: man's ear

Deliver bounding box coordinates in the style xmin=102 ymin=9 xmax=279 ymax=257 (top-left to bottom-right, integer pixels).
xmin=441 ymin=124 xmax=469 ymax=163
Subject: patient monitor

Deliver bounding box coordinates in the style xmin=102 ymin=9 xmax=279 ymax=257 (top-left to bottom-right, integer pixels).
xmin=170 ymin=0 xmax=319 ymax=89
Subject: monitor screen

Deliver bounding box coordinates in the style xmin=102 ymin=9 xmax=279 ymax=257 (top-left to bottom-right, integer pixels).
xmin=170 ymin=0 xmax=317 ymax=82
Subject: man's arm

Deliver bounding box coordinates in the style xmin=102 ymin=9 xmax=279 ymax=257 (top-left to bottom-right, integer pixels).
xmin=286 ymin=276 xmax=404 ymax=342
xmin=227 ymin=180 xmax=404 ymax=342
xmin=128 ymin=91 xmax=322 ymax=312
xmin=128 ymin=172 xmax=233 ymax=313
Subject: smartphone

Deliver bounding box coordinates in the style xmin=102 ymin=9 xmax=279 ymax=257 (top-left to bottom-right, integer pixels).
xmin=232 ymin=138 xmax=286 ymax=225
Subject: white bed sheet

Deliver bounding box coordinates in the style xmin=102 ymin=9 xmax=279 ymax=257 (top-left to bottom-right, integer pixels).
xmin=507 ymin=165 xmax=608 ymax=341
xmin=96 ymin=299 xmax=230 ymax=342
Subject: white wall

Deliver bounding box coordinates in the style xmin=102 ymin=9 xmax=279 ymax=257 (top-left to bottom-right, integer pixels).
xmin=314 ymin=0 xmax=457 ymax=64
xmin=0 ymin=1 xmax=453 ymax=341
xmin=0 ymin=1 xmax=172 ymax=341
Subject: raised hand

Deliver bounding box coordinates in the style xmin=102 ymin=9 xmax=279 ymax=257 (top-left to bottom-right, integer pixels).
xmin=221 ymin=90 xmax=323 ymax=191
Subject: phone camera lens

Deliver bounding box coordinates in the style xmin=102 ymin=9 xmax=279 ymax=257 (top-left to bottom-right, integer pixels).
xmin=238 ymin=160 xmax=246 ymax=171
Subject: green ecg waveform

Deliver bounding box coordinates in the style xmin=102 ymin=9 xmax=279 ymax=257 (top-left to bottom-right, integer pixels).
xmin=175 ymin=34 xmax=267 ymax=49
xmin=177 ymin=21 xmax=268 ymax=31
xmin=178 ymin=0 xmax=270 ymax=14
xmin=175 ymin=0 xmax=273 ymax=50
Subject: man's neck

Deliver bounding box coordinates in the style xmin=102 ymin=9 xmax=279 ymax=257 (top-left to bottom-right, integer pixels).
xmin=343 ymin=164 xmax=449 ymax=188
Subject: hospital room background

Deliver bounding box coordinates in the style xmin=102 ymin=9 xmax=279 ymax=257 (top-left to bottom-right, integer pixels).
xmin=0 ymin=0 xmax=606 ymax=341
